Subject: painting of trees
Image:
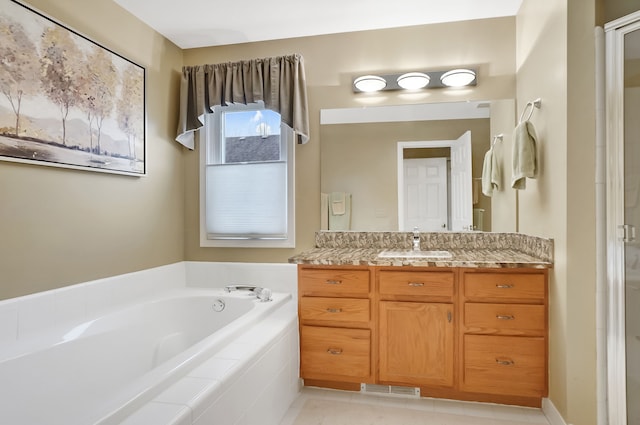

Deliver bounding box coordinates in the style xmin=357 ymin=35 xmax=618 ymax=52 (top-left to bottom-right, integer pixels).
xmin=40 ymin=25 xmax=83 ymax=146
xmin=0 ymin=0 xmax=145 ymax=175
xmin=117 ymin=65 xmax=144 ymax=161
xmin=0 ymin=13 xmax=40 ymax=136
xmin=79 ymin=46 xmax=117 ymax=156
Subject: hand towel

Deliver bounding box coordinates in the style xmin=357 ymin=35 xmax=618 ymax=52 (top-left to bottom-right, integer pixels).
xmin=329 ymin=192 xmax=351 ymax=230
xmin=481 ymin=147 xmax=501 ymax=197
xmin=330 ymin=192 xmax=346 ymax=215
xmin=511 ymin=120 xmax=538 ymax=189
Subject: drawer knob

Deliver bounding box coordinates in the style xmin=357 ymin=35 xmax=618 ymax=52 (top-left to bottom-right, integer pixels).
xmin=495 ymin=358 xmax=515 ymax=366
xmin=326 ymin=308 xmax=343 ymax=313
xmin=408 ymin=282 xmax=425 ymax=287
xmin=327 ymin=348 xmax=343 ymax=355
xmin=496 ymin=284 xmax=513 ymax=289
xmin=325 ymin=279 xmax=342 ymax=285
xmin=496 ymin=315 xmax=515 ymax=320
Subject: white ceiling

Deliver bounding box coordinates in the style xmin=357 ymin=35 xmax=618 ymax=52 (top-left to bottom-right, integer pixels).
xmin=113 ymin=0 xmax=524 ymax=49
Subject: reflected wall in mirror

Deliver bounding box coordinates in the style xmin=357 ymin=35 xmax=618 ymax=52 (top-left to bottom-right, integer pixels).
xmin=320 ymin=100 xmax=516 ymax=232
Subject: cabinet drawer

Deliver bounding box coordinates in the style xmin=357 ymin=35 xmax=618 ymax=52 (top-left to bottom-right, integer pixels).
xmin=300 ymin=297 xmax=370 ymax=323
xmin=299 ymin=268 xmax=370 ymax=296
xmin=462 ymin=335 xmax=546 ymax=397
xmin=464 ymin=272 xmax=545 ymax=301
xmin=465 ymin=303 xmax=545 ymax=335
xmin=379 ymin=271 xmax=454 ymax=298
xmin=300 ymin=326 xmax=371 ymax=381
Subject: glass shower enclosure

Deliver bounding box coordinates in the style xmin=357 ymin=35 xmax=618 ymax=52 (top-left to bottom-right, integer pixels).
xmin=606 ymin=11 xmax=640 ymax=425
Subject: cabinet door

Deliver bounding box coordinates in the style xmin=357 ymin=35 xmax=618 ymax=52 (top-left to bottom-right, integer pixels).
xmin=379 ymin=301 xmax=454 ymax=387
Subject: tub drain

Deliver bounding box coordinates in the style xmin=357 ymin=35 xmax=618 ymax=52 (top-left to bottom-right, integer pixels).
xmin=212 ymin=299 xmax=225 ymax=312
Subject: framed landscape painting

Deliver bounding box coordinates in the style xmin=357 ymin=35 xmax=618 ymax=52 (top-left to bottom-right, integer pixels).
xmin=0 ymin=0 xmax=146 ymax=176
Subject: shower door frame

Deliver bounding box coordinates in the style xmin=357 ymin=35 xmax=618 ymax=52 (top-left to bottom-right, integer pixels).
xmin=605 ymin=10 xmax=640 ymax=425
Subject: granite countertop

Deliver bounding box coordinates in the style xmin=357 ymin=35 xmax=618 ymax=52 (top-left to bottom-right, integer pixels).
xmin=288 ymin=231 xmax=554 ymax=269
xmin=288 ymin=247 xmax=552 ymax=268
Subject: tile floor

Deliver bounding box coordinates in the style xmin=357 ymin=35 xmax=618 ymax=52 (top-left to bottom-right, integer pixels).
xmin=279 ymin=387 xmax=551 ymax=425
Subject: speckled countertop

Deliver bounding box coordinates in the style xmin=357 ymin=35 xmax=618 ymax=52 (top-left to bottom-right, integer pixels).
xmin=288 ymin=231 xmax=553 ymax=269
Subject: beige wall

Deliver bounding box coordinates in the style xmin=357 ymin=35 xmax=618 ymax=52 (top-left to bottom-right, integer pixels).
xmin=183 ymin=18 xmax=516 ymax=262
xmin=320 ymin=119 xmax=490 ymax=231
xmin=599 ymin=0 xmax=640 ymax=25
xmin=517 ymin=0 xmax=597 ymax=424
xmin=0 ymin=0 xmax=185 ymax=299
xmin=489 ymin=99 xmax=517 ymax=232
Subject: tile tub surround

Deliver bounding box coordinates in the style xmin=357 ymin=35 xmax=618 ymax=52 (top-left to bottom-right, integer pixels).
xmin=122 ymin=301 xmax=299 ymax=425
xmin=288 ymin=231 xmax=553 ymax=268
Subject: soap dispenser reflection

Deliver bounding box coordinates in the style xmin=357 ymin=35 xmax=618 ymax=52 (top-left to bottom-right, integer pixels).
xmin=413 ymin=227 xmax=420 ymax=251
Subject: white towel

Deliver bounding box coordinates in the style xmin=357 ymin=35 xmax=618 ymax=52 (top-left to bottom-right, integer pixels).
xmin=481 ymin=147 xmax=501 ymax=197
xmin=511 ymin=120 xmax=538 ymax=189
xmin=330 ymin=192 xmax=346 ymax=215
xmin=329 ymin=192 xmax=351 ymax=230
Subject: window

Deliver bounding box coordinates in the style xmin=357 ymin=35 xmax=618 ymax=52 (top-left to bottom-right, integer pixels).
xmin=200 ymin=102 xmax=295 ymax=248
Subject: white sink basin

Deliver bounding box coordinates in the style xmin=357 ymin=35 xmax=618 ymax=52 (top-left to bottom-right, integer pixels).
xmin=377 ymin=250 xmax=452 ymax=259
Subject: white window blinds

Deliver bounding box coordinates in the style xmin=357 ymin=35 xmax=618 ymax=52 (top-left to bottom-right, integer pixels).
xmin=205 ymin=161 xmax=287 ymax=238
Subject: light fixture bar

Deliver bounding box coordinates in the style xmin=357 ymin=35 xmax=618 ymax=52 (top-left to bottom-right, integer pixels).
xmin=352 ymin=68 xmax=476 ymax=93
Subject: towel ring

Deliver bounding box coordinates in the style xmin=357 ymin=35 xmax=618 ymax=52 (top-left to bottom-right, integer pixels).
xmin=519 ymin=98 xmax=542 ymax=123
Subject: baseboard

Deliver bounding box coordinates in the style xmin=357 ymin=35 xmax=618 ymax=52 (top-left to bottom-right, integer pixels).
xmin=543 ymin=398 xmax=571 ymax=425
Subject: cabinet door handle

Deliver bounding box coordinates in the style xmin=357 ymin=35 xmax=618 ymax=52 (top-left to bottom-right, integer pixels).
xmin=496 ymin=315 xmax=515 ymax=320
xmin=408 ymin=282 xmax=424 ymax=287
xmin=327 ymin=348 xmax=343 ymax=355
xmin=325 ymin=279 xmax=342 ymax=285
xmin=495 ymin=358 xmax=515 ymax=366
xmin=447 ymin=311 xmax=452 ymax=323
xmin=496 ymin=284 xmax=513 ymax=289
xmin=326 ymin=308 xmax=342 ymax=313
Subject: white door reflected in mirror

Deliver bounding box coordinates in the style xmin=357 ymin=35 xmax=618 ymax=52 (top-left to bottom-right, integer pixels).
xmin=398 ymin=131 xmax=473 ymax=232
xmin=403 ymin=157 xmax=448 ymax=231
xmin=450 ymin=131 xmax=473 ymax=231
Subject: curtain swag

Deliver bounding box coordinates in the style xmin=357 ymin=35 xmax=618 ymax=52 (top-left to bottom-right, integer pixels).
xmin=175 ymin=53 xmax=310 ymax=149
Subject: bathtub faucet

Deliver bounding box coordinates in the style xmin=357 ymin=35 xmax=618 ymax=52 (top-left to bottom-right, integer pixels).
xmin=224 ymin=285 xmax=272 ymax=302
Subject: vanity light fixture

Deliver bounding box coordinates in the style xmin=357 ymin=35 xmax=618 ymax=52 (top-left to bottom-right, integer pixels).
xmin=353 ymin=68 xmax=477 ymax=93
xmin=440 ymin=68 xmax=476 ymax=87
xmin=397 ymin=72 xmax=430 ymax=90
xmin=353 ymin=75 xmax=387 ymax=92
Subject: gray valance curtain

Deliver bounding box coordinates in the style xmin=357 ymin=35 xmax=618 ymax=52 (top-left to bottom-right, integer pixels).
xmin=176 ymin=53 xmax=309 ymax=149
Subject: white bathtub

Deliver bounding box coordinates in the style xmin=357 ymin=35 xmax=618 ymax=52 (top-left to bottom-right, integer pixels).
xmin=0 ymin=271 xmax=299 ymax=425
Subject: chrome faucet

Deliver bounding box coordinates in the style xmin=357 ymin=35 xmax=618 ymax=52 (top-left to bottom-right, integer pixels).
xmin=224 ymin=284 xmax=272 ymax=302
xmin=413 ymin=227 xmax=421 ymax=251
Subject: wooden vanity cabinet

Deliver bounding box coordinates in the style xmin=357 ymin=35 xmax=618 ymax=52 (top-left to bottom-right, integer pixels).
xmin=377 ymin=268 xmax=456 ymax=388
xmin=459 ymin=268 xmax=548 ymax=404
xmin=298 ymin=265 xmax=374 ymax=386
xmin=297 ymin=264 xmax=549 ymax=407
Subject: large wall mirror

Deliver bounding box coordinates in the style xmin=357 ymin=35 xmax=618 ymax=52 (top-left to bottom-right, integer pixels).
xmin=320 ymin=100 xmax=516 ymax=232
